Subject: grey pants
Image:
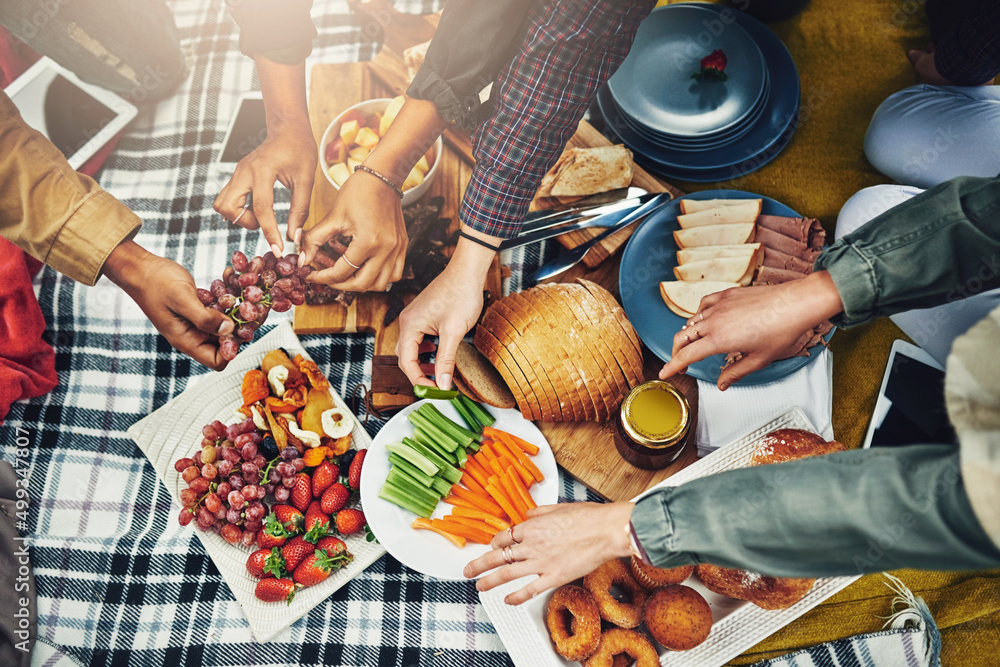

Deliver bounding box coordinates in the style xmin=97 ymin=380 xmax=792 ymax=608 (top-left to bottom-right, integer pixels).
xmin=0 ymin=0 xmax=186 ymax=103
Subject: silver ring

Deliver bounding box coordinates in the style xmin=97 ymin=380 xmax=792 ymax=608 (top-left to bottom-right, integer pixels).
xmin=689 ymin=326 xmax=700 ymax=339
xmin=384 ymin=283 xmax=393 ymax=293
xmin=343 ymin=255 xmax=362 ymax=271
xmin=699 ymin=312 xmax=705 ymax=322
xmin=684 ymin=334 xmax=691 ymax=343
xmin=508 ymin=526 xmax=519 ymax=544
xmin=502 ymin=545 xmax=515 ymax=565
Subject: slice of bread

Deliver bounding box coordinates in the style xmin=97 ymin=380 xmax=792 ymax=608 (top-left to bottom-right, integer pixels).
xmin=474 ymin=326 xmax=536 ymax=420
xmin=454 ymin=342 xmax=516 ymax=410
xmin=490 ymin=301 xmax=562 ymax=421
xmin=577 ymin=280 xmax=645 ymax=388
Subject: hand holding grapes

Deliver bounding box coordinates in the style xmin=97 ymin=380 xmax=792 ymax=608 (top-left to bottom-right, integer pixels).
xmin=104 ymin=241 xmax=234 ymax=371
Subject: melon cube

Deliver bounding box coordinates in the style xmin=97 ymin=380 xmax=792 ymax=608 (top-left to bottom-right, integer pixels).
xmin=327 ymin=162 xmax=351 ymax=187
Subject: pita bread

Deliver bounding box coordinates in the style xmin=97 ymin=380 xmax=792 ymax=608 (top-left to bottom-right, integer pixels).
xmin=679 ymin=198 xmax=762 ymax=214
xmin=676 ymin=243 xmax=760 ymax=266
xmin=674 ymin=223 xmax=755 ymax=248
xmin=660 ymin=281 xmax=741 ymax=318
xmin=677 ymin=200 xmax=761 ymax=228
xmin=673 ymin=256 xmax=756 ymax=286
xmin=536 ymin=145 xmax=633 ymax=197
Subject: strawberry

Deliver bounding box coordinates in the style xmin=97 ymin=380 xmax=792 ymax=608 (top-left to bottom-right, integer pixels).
xmin=272 ymin=505 xmax=304 ymax=535
xmin=281 ymin=535 xmax=314 ymax=572
xmin=291 ymin=473 xmax=312 ymax=512
xmin=347 ymin=449 xmax=367 ymax=490
xmin=316 ymin=536 xmax=354 ymax=565
xmin=247 ymin=547 xmax=285 ymax=579
xmin=335 ymin=508 xmax=366 ymax=536
xmin=304 ymin=501 xmax=331 ymax=536
xmin=311 ymin=461 xmax=337 ymax=498
xmin=692 ymin=49 xmax=728 ymax=81
xmin=257 ymin=513 xmax=291 ymax=549
xmin=320 ymin=482 xmax=349 ymax=515
xmin=254 ymin=578 xmax=299 ymax=604
xmin=292 ymin=549 xmax=341 ymax=587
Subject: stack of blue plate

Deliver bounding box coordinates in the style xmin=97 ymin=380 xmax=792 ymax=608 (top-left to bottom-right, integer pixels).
xmin=600 ymin=3 xmax=800 ymax=182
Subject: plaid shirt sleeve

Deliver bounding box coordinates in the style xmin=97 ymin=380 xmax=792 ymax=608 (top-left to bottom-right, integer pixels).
xmin=933 ymin=0 xmax=1000 ymax=86
xmin=460 ymin=0 xmax=656 ymax=239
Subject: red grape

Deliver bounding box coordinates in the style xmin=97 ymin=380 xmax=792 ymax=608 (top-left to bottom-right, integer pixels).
xmin=276 ymin=462 xmax=294 ymax=477
xmin=223 ymin=266 xmax=235 ymax=282
xmin=180 ymin=489 xmax=198 ymax=507
xmin=189 ymin=477 xmax=210 ymax=494
xmin=217 ymin=460 xmax=233 ymax=477
xmin=281 ymin=447 xmax=297 ymax=461
xmin=174 ymin=458 xmax=195 ymax=473
xmin=240 ymin=442 xmax=257 ymax=461
xmin=276 ymin=259 xmax=295 ymax=276
xmin=252 ymin=454 xmax=267 ymax=469
xmin=261 ymin=270 xmax=277 ymax=288
xmin=236 ymin=324 xmax=256 ymax=342
xmin=216 ymin=481 xmax=232 ymax=498
xmin=217 ymin=293 xmax=238 ymax=311
xmin=237 ymin=418 xmax=256 ymax=434
xmin=193 ymin=451 xmax=204 ymax=467
xmin=201 ymin=463 xmax=217 ymax=480
xmin=244 ymin=285 xmax=263 ymax=303
xmin=227 ymin=491 xmax=245 ymax=510
xmin=256 ymin=485 xmax=267 ymax=500
xmin=281 ymin=477 xmax=296 ymax=489
xmin=241 ymin=485 xmax=257 ymax=501
xmin=197 ymin=507 xmax=216 ymax=528
xmin=238 ymin=301 xmax=257 ymax=321
xmin=182 ymin=466 xmax=200 ymax=483
xmin=274 ymin=278 xmax=294 ymax=293
xmin=210 ymin=279 xmax=227 ymax=299
xmin=238 ymin=272 xmax=259 ymax=288
xmin=271 ymin=299 xmax=292 ymax=313
xmin=240 ymin=530 xmax=257 ymax=548
xmin=229 ymin=475 xmax=245 ymax=491
xmin=178 ymin=509 xmax=194 ymax=526
xmin=249 ymin=256 xmax=265 ymax=274
xmin=244 ymin=520 xmax=263 ymax=533
xmin=220 ymin=524 xmax=241 ymax=544
xmin=232 ymin=251 xmax=249 ymax=272
xmin=295 ymin=265 xmax=313 ymax=279
xmin=291 ymin=458 xmax=305 ymax=472
xmin=204 ymin=493 xmax=222 ymax=513
xmin=288 ymin=290 xmax=306 ymax=306
xmin=220 ymin=336 xmax=240 ymax=361
xmin=254 ymin=303 xmax=269 ymax=320
xmin=197 ymin=289 xmax=214 ymax=306
xmin=274 ymin=487 xmax=290 ymax=502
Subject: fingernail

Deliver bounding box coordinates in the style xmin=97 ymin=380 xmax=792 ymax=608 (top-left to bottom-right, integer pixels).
xmin=271 ymin=243 xmax=282 ymax=257
xmin=294 ymin=229 xmax=302 ymax=245
xmin=720 ymin=382 xmax=729 ymax=391
xmin=218 ymin=320 xmax=233 ymax=335
xmin=438 ymin=373 xmax=452 ymax=391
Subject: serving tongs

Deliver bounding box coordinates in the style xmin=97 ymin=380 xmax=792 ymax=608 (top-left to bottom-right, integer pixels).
xmin=532 ymin=192 xmax=673 ymax=281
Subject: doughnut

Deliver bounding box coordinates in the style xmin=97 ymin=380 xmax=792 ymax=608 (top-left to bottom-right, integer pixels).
xmin=545 ymin=584 xmax=602 ymax=661
xmin=644 ymin=584 xmax=713 ymax=651
xmin=630 ymin=556 xmax=694 ymax=590
xmin=696 ymin=564 xmax=814 ymax=610
xmin=584 ymin=628 xmax=659 ymax=667
xmin=583 ymin=558 xmax=648 ymax=629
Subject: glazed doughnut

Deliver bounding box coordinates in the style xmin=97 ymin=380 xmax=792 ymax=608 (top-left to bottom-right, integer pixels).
xmin=545 ymin=584 xmax=602 ymax=661
xmin=644 ymin=584 xmax=713 ymax=651
xmin=584 ymin=628 xmax=659 ymax=667
xmin=583 ymin=558 xmax=648 ymax=629
xmin=696 ymin=564 xmax=814 ymax=610
xmin=630 ymin=556 xmax=694 ymax=590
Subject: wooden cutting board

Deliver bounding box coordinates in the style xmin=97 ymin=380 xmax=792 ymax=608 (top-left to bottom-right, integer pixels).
xmin=300 ymin=2 xmax=693 ymax=501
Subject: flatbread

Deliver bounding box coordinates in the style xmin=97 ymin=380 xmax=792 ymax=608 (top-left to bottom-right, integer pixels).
xmin=673 ymin=256 xmax=756 ymax=286
xmin=536 ymin=145 xmax=634 ymax=198
xmin=676 ymin=243 xmax=760 ymax=266
xmin=674 ymin=223 xmax=755 ymax=248
xmin=660 ymin=281 xmax=741 ymax=317
xmin=676 ymin=200 xmax=761 ymax=228
xmin=679 ymin=198 xmax=762 ymax=214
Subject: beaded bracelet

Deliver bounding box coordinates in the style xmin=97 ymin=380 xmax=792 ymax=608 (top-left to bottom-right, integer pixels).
xmin=353 ymin=164 xmax=404 ymax=199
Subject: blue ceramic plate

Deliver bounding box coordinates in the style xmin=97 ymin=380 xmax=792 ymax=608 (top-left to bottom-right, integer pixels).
xmin=598 ymin=3 xmax=800 ymax=179
xmin=608 ymin=4 xmax=767 ymax=138
xmin=619 ymin=189 xmax=834 ymax=385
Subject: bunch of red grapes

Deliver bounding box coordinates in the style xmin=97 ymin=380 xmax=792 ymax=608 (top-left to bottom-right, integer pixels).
xmin=196 ymin=251 xmax=313 ymax=361
xmin=174 ymin=417 xmax=307 ymax=547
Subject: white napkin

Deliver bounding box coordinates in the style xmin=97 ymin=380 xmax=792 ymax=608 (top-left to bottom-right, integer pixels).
xmin=694 ymin=347 xmax=834 ymax=457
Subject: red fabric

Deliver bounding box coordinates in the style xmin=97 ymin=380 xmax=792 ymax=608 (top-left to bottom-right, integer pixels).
xmin=0 ymin=26 xmax=41 ymax=89
xmin=0 ymin=237 xmax=58 ymax=423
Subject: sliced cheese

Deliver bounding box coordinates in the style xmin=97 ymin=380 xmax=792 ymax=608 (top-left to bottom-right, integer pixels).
xmin=660 ymin=280 xmax=741 ymax=318
xmin=677 ymin=243 xmax=760 ymax=266
xmin=677 ymin=200 xmax=762 ymax=228
xmin=674 ymin=223 xmax=755 ymax=248
xmin=679 ymin=198 xmax=763 ymax=214
xmin=673 ymin=256 xmax=756 ymax=286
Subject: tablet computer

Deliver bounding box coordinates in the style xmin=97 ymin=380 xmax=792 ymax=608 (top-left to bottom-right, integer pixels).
xmin=215 ymin=93 xmax=267 ymax=173
xmin=5 ymin=57 xmax=137 ymax=170
xmin=862 ymin=339 xmax=955 ymax=449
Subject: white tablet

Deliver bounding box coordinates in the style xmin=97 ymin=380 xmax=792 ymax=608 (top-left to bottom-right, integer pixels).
xmin=5 ymin=56 xmax=137 ymax=170
xmin=215 ymin=93 xmax=267 ymax=174
xmin=862 ymin=339 xmax=953 ymax=449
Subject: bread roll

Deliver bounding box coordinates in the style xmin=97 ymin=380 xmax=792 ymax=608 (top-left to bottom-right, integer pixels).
xmin=696 ymin=564 xmax=814 ymax=610
xmin=751 ymin=428 xmax=846 ymax=465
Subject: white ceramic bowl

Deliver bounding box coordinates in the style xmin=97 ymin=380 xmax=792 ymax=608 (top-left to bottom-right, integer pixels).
xmin=319 ymin=98 xmax=442 ymax=207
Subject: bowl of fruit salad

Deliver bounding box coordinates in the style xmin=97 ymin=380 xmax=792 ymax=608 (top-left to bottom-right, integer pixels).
xmin=320 ymin=96 xmax=442 ymax=206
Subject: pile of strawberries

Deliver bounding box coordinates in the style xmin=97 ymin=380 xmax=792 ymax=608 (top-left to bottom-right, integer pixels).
xmin=249 ymin=450 xmax=369 ymax=603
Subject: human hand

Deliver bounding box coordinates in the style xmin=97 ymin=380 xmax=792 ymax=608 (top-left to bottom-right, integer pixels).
xmin=907 ymin=47 xmax=955 ymax=86
xmin=299 ymin=171 xmax=407 ymax=291
xmin=104 ymin=241 xmax=234 ymax=371
xmin=395 ymin=232 xmax=497 ymax=389
xmin=213 ymin=117 xmax=317 ymax=257
xmin=464 ymin=501 xmax=634 ymax=605
xmin=658 ymin=271 xmax=843 ymax=390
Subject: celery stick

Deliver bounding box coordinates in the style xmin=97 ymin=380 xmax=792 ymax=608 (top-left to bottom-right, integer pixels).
xmin=386 ymin=468 xmax=441 ymax=504
xmin=388 ymin=453 xmax=434 ymax=487
xmin=430 ymin=476 xmax=453 ymax=498
xmin=418 ymin=403 xmax=481 ymax=443
xmin=459 ymin=394 xmax=496 ymax=428
xmin=413 ymin=385 xmax=460 ymax=400
xmin=413 ymin=428 xmax=458 ymax=463
xmin=455 ymin=447 xmax=468 ymax=468
xmin=403 ymin=438 xmax=462 ymax=484
xmin=379 ymin=483 xmax=435 ymax=518
xmin=385 ymin=441 xmax=438 ymax=477
xmin=409 ymin=411 xmax=469 ymax=451
xmin=450 ymin=397 xmax=481 ymax=433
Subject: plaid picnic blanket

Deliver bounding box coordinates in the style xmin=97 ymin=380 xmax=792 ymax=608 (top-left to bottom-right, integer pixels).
xmin=0 ymin=1 xmax=577 ymax=665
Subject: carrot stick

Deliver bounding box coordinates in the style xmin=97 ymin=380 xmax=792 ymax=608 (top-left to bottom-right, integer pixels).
xmin=495 ymin=430 xmax=545 ymax=483
xmin=451 ymin=484 xmax=505 ymax=516
xmin=492 ymin=439 xmax=535 ymax=487
xmin=431 ymin=518 xmax=492 ymax=545
xmin=479 ymin=442 xmax=499 ymax=465
xmin=443 ymin=494 xmax=482 ymax=511
xmin=452 ymin=506 xmax=511 ymax=530
xmin=464 ymin=457 xmax=492 ymax=489
xmin=412 ymin=517 xmax=466 ymax=548
xmin=460 ymin=470 xmax=489 ymax=496
xmin=508 ymin=467 xmax=537 ymax=511
xmin=486 ymin=478 xmax=523 ymax=524
xmin=484 ymin=427 xmax=540 ymax=456
xmin=500 ymin=470 xmax=529 ymax=518
xmin=444 ymin=515 xmax=500 ymax=536
xmin=488 ymin=457 xmax=504 ymax=477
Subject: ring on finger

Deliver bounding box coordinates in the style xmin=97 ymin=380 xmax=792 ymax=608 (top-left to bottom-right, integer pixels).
xmin=503 ymin=545 xmax=515 ymax=565
xmin=343 ymin=255 xmax=362 ymax=271
xmin=231 ymin=207 xmax=248 ymax=225
xmin=508 ymin=526 xmax=520 ymax=544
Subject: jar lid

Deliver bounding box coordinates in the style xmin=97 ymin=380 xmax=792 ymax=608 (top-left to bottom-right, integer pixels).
xmin=620 ymin=381 xmax=690 ymax=449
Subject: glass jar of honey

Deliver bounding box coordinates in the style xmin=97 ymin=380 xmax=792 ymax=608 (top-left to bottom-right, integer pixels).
xmin=613 ymin=380 xmax=692 ymax=469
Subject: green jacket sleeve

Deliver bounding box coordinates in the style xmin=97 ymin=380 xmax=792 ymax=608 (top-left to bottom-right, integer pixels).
xmin=814 ymin=176 xmax=1000 ymax=327
xmin=631 ymin=445 xmax=1000 ymax=577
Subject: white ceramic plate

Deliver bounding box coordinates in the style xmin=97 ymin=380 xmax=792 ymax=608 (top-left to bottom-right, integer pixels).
xmin=479 ymin=406 xmax=860 ymax=666
xmin=127 ymin=322 xmax=386 ymax=643
xmin=360 ymin=400 xmax=558 ymax=580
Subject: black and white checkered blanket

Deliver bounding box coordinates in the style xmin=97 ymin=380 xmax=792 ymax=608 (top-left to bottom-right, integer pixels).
xmin=0 ymin=1 xmax=588 ymax=664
